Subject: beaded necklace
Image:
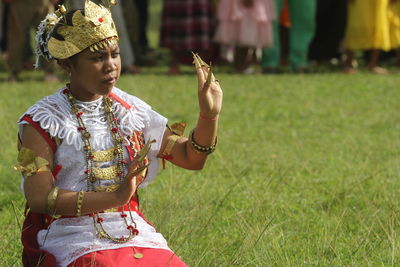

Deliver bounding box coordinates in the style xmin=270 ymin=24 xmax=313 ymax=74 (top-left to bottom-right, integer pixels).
xmin=63 ymin=85 xmax=140 ymax=245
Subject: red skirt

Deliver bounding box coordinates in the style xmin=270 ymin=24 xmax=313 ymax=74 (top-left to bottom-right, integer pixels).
xmin=67 ymin=247 xmax=187 ymax=267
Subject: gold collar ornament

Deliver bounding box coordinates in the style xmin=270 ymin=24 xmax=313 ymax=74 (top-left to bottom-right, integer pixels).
xmin=14 ymin=147 xmax=50 ymax=177
xmin=35 ymin=0 xmax=119 ymax=64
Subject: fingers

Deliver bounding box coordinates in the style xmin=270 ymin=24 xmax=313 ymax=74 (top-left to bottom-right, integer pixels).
xmin=195 ymin=64 xmax=206 ymax=85
xmin=126 ymin=164 xmax=149 ymax=179
xmin=202 ymin=65 xmax=213 ymax=92
xmin=193 ymin=52 xmax=208 ymax=86
xmin=192 ymin=52 xmax=221 ymax=93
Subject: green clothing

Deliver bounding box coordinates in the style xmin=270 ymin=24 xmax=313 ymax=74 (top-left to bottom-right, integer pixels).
xmin=262 ymin=0 xmax=316 ymax=69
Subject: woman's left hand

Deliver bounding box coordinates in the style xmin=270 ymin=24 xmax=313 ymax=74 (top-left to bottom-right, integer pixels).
xmin=195 ymin=61 xmax=223 ymax=119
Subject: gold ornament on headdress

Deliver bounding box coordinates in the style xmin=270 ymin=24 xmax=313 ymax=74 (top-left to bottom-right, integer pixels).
xmin=47 ymin=0 xmax=119 ymax=59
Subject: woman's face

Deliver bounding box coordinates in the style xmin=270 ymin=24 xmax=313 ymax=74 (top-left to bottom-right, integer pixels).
xmin=66 ymin=44 xmax=121 ymax=101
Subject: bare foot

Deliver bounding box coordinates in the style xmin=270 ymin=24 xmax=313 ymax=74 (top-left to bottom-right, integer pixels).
xmin=168 ymin=65 xmax=181 ymax=75
xmin=343 ymin=66 xmax=357 ymax=74
xmin=369 ymin=66 xmax=389 ymax=75
xmin=7 ymin=72 xmax=19 ymax=82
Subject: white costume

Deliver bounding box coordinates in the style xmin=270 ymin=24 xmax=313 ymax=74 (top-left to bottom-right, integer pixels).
xmin=19 ymin=87 xmax=171 ymax=267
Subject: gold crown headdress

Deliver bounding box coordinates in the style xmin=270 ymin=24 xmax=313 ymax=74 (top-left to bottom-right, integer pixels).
xmin=35 ymin=0 xmax=118 ymax=66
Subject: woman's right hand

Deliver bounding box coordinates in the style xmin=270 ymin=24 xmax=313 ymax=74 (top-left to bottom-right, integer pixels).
xmin=114 ymin=159 xmax=147 ymax=206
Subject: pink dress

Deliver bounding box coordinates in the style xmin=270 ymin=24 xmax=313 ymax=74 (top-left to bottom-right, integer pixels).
xmin=214 ymin=0 xmax=276 ymax=48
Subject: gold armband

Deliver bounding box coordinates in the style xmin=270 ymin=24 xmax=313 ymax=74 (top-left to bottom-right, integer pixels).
xmin=14 ymin=147 xmax=51 ymax=177
xmin=47 ymin=186 xmax=59 ymax=215
xmin=76 ymin=190 xmax=84 ymax=217
xmin=161 ymin=122 xmax=187 ymax=157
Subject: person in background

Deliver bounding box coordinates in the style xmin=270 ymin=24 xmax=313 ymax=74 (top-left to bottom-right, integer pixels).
xmin=134 ymin=0 xmax=149 ymax=54
xmin=308 ymin=0 xmax=347 ymax=63
xmin=160 ymin=0 xmax=215 ymax=74
xmin=343 ymin=0 xmax=400 ymax=74
xmin=0 ymin=1 xmax=3 ymax=53
xmin=6 ymin=0 xmax=59 ymax=82
xmin=214 ymin=0 xmax=276 ymax=73
xmin=261 ymin=0 xmax=316 ymax=73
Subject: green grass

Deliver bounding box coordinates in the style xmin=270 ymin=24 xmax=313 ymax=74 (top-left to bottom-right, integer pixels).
xmin=1 ymin=71 xmax=400 ymax=266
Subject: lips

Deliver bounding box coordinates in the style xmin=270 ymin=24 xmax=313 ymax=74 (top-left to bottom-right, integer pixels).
xmin=104 ymin=77 xmax=116 ymax=84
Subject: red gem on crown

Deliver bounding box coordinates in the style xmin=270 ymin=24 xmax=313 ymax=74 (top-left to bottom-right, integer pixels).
xmin=98 ymin=18 xmax=104 ymax=23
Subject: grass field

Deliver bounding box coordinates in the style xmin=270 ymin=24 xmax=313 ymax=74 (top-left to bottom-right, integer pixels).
xmin=1 ymin=71 xmax=400 ymax=266
xmin=2 ymin=0 xmax=400 ymax=265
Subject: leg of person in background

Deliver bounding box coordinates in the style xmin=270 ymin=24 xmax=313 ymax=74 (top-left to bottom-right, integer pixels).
xmin=121 ymin=0 xmax=142 ymax=66
xmin=397 ymin=49 xmax=400 ymax=67
xmin=308 ymin=0 xmax=347 ymax=62
xmin=287 ymin=0 xmax=316 ymax=72
xmin=37 ymin=0 xmax=58 ymax=82
xmin=7 ymin=0 xmax=56 ymax=82
xmin=169 ymin=51 xmax=181 ymax=75
xmin=234 ymin=46 xmax=251 ymax=73
xmin=0 ymin=1 xmax=2 ymax=53
xmin=134 ymin=0 xmax=149 ymax=53
xmin=111 ymin=4 xmax=139 ymax=74
xmin=133 ymin=0 xmax=156 ymax=66
xmin=368 ymin=49 xmax=388 ymax=74
xmin=22 ymin=30 xmax=35 ymax=70
xmin=343 ymin=49 xmax=357 ymax=74
xmin=261 ymin=0 xmax=284 ymax=73
xmin=7 ymin=0 xmax=34 ymax=81
xmin=0 ymin=2 xmax=8 ymax=58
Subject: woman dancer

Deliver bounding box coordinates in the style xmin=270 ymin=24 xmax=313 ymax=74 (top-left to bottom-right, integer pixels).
xmin=16 ymin=1 xmax=222 ymax=266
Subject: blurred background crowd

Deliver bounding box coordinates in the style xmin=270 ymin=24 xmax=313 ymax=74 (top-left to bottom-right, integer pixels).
xmin=1 ymin=0 xmax=400 ymax=82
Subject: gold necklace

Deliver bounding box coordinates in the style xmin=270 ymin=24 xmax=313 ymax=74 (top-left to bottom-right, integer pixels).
xmin=64 ymin=85 xmax=139 ymax=244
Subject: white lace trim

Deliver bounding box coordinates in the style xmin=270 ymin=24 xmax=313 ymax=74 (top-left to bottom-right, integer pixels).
xmin=19 ymin=87 xmax=150 ymax=151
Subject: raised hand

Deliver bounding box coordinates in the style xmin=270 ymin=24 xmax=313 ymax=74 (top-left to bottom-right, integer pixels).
xmin=192 ymin=53 xmax=223 ymax=120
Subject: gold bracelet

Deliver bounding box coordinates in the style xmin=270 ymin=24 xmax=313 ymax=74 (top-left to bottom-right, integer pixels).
xmin=189 ymin=129 xmax=217 ymax=155
xmin=76 ymin=190 xmax=84 ymax=216
xmin=47 ymin=186 xmax=59 ymax=215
